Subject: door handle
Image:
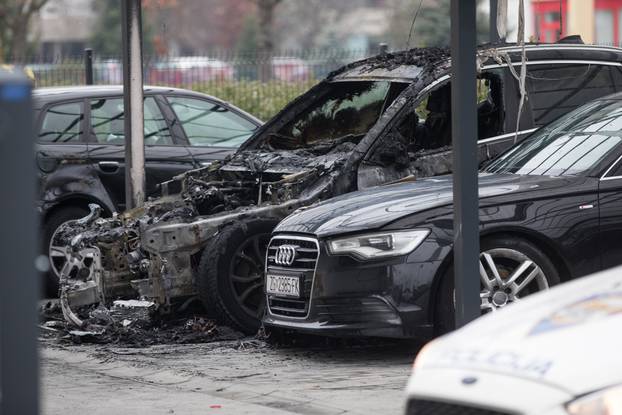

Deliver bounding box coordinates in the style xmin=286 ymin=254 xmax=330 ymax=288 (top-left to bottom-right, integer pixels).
xmin=98 ymin=161 xmax=120 ymax=173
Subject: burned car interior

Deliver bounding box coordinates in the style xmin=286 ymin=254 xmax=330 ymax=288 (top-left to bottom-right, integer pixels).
xmin=358 ymin=71 xmax=506 ymax=188
xmin=48 ymin=45 xmax=622 ymax=336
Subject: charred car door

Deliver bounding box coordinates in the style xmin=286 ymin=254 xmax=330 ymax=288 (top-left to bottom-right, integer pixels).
xmin=36 ymin=100 xmax=102 ymax=209
xmin=87 ymin=95 xmax=194 ymax=210
xmin=165 ymin=95 xmax=260 ymax=168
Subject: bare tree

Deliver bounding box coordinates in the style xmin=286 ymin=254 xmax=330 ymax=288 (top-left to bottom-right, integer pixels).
xmin=254 ymin=0 xmax=282 ymax=80
xmin=255 ymin=0 xmax=282 ymax=53
xmin=0 ymin=0 xmax=50 ymax=60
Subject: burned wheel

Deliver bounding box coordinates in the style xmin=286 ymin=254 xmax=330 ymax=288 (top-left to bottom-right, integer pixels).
xmin=196 ymin=218 xmax=281 ymax=334
xmin=43 ymin=206 xmax=89 ymax=297
xmin=435 ymin=235 xmax=560 ymax=335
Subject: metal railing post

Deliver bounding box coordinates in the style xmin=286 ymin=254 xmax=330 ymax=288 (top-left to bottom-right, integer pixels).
xmin=0 ymin=69 xmax=38 ymax=415
xmin=84 ymin=48 xmax=94 ymax=85
xmin=451 ymin=0 xmax=481 ymax=328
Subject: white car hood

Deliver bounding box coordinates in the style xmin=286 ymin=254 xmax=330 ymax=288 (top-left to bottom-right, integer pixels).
xmin=417 ymin=267 xmax=622 ymax=396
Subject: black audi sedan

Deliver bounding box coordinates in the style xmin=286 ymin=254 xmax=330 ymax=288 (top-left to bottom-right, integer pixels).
xmin=36 ymin=85 xmax=261 ymax=293
xmin=263 ymin=93 xmax=622 ymax=339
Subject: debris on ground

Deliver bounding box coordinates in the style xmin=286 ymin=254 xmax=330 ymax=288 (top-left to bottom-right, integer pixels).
xmin=39 ymin=298 xmax=246 ymax=347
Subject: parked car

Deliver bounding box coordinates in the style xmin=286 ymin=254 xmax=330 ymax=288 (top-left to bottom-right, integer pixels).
xmin=263 ymin=92 xmax=622 ymax=338
xmin=52 ymin=41 xmax=622 ymax=334
xmin=271 ymin=57 xmax=312 ymax=82
xmin=405 ymin=265 xmax=622 ymax=415
xmin=147 ymin=57 xmax=235 ymax=85
xmin=36 ymin=85 xmax=261 ymax=294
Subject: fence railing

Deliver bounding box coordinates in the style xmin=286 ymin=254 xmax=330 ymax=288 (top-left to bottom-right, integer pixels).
xmin=10 ymin=41 xmax=621 ymax=120
xmin=13 ymin=49 xmax=375 ymax=120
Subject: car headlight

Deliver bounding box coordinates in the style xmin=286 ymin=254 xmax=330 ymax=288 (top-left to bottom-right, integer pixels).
xmin=327 ymin=229 xmax=430 ymax=260
xmin=567 ymin=384 xmax=622 ymax=415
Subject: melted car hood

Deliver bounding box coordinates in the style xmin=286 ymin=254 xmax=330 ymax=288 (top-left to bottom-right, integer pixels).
xmin=416 ymin=267 xmax=622 ymax=395
xmin=275 ymin=173 xmax=584 ymax=237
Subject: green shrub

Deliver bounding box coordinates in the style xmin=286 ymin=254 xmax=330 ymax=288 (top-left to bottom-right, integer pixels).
xmin=191 ymin=80 xmax=318 ymax=121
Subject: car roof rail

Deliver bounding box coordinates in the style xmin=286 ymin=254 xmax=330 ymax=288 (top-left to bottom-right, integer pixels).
xmin=556 ymin=35 xmax=584 ymax=44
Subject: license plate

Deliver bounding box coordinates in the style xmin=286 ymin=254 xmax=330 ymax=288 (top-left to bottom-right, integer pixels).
xmin=266 ymin=274 xmax=300 ymax=298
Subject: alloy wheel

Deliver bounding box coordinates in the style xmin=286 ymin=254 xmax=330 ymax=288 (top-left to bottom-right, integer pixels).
xmin=48 ymin=220 xmax=77 ymax=281
xmin=479 ymin=248 xmax=549 ymax=313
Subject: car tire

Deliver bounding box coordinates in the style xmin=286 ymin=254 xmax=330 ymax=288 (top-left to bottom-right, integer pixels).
xmin=435 ymin=235 xmax=560 ymax=335
xmin=196 ymin=218 xmax=281 ymax=334
xmin=43 ymin=205 xmax=90 ymax=297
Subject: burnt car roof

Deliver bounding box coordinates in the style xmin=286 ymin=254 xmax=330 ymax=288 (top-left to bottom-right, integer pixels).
xmin=331 ymin=43 xmax=622 ymax=81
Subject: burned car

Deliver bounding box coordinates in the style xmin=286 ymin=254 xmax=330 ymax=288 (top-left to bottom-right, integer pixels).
xmin=53 ymin=42 xmax=622 ymax=334
xmin=36 ymin=86 xmax=262 ymax=295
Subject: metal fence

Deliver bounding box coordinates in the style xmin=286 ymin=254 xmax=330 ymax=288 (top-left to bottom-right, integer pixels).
xmin=13 ymin=49 xmax=375 ymax=120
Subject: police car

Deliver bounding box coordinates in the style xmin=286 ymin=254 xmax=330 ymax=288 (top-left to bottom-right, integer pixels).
xmin=405 ymin=266 xmax=622 ymax=415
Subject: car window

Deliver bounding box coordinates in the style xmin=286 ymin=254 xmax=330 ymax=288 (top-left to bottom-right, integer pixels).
xmin=485 ymin=99 xmax=622 ymax=177
xmin=39 ymin=102 xmax=83 ymax=143
xmin=606 ymin=158 xmax=622 ymax=177
xmin=274 ymin=81 xmax=393 ymax=148
xmin=527 ymin=63 xmax=622 ymax=126
xmin=384 ymin=74 xmax=503 ymax=154
xmin=89 ymin=96 xmax=173 ymax=146
xmin=168 ymin=96 xmax=258 ymax=148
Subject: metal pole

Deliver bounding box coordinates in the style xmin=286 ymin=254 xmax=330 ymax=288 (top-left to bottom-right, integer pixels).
xmin=490 ymin=0 xmax=500 ymax=43
xmin=0 ymin=69 xmax=38 ymax=415
xmin=451 ymin=0 xmax=481 ymax=328
xmin=84 ymin=48 xmax=94 ymax=85
xmin=121 ymin=0 xmax=145 ymax=209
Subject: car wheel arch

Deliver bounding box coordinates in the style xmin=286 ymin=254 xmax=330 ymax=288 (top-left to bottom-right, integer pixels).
xmin=480 ymin=228 xmax=572 ymax=282
xmin=44 ymin=195 xmax=113 ymax=223
xmin=427 ymin=227 xmax=572 ymax=327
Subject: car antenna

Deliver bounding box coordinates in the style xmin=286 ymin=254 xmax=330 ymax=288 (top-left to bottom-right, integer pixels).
xmin=406 ymin=0 xmax=425 ymax=49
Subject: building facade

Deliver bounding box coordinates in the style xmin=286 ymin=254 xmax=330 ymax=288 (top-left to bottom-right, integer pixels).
xmin=532 ymin=0 xmax=622 ymax=45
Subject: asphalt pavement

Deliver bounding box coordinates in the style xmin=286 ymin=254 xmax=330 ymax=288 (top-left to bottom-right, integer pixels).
xmin=41 ymin=337 xmax=420 ymax=415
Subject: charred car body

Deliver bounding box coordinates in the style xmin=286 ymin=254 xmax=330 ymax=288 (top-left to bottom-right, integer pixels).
xmin=53 ymin=42 xmax=622 ymax=333
xmin=36 ymin=86 xmax=261 ymax=295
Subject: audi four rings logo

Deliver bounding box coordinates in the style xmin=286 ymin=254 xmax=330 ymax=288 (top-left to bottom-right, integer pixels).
xmin=275 ymin=245 xmax=298 ymax=266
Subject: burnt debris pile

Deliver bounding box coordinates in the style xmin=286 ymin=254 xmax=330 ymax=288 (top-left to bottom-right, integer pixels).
xmin=39 ymin=298 xmax=246 ymax=346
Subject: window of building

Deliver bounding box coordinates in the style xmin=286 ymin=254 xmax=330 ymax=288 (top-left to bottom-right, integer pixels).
xmin=596 ymin=9 xmax=615 ymax=45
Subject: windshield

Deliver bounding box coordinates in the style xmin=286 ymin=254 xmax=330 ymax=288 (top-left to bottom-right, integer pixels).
xmin=485 ymin=99 xmax=622 ymax=176
xmin=264 ymin=81 xmax=405 ymax=150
